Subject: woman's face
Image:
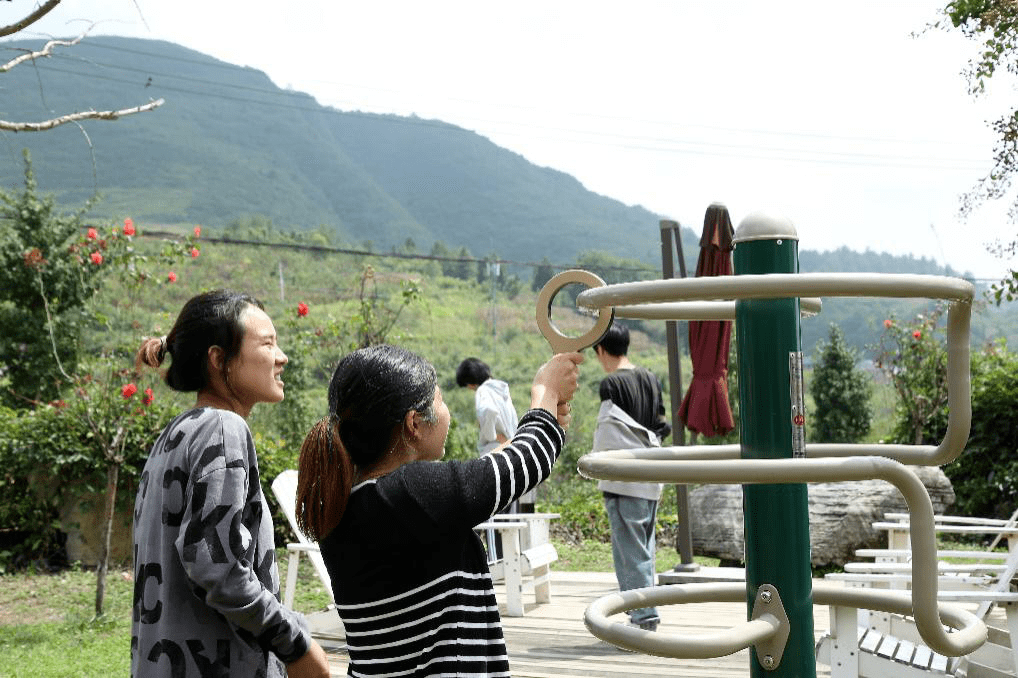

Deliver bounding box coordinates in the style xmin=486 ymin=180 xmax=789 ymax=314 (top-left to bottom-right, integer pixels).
xmin=416 ymin=386 xmax=451 ymax=461
xmin=227 ymin=306 xmax=288 ymax=410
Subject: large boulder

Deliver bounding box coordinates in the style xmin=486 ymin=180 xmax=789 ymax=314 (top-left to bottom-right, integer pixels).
xmin=686 ymin=466 xmax=955 ymax=567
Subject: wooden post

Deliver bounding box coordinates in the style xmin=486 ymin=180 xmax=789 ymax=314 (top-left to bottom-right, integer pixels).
xmin=660 ymin=219 xmax=697 ymax=570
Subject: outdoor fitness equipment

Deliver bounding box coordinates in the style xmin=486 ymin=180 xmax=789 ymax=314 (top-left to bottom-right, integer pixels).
xmin=535 ymin=212 xmax=983 ymax=677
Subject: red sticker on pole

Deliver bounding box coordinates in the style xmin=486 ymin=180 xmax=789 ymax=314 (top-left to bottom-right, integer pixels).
xmin=789 ymin=352 xmax=806 ymax=458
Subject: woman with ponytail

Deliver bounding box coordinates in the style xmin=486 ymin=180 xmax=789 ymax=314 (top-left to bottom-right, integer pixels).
xmin=131 ymin=290 xmax=329 ymax=678
xmin=295 ymin=344 xmax=583 ymax=677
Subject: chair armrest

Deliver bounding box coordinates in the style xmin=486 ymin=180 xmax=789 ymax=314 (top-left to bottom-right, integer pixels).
xmin=475 ymin=521 xmax=525 ymax=531
xmin=286 ymin=542 xmax=322 ymax=554
xmin=493 ymin=512 xmax=561 ymax=520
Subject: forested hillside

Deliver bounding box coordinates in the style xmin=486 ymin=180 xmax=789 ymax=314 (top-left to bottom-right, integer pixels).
xmin=0 ymin=36 xmax=682 ymax=267
xmin=2 ymin=35 xmax=1016 ymax=355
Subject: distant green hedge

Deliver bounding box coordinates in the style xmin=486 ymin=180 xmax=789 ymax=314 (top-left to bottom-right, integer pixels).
xmin=943 ymin=344 xmax=1018 ymax=520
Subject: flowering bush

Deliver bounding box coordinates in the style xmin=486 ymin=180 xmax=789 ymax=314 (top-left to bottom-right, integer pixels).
xmin=0 ymin=371 xmax=179 ymax=570
xmin=873 ymin=307 xmax=950 ymax=445
xmin=0 ymin=153 xmax=200 ymax=406
xmin=0 ymin=153 xmax=203 ymax=579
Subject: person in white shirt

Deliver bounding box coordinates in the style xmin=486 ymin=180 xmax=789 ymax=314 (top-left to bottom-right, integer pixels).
xmin=456 ymin=357 xmax=519 ymax=456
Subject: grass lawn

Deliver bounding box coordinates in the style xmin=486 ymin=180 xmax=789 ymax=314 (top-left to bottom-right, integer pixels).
xmin=0 ymin=549 xmax=331 ymax=678
xmin=0 ymin=539 xmax=639 ymax=677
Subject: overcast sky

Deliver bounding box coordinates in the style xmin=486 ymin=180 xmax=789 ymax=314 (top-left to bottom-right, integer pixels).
xmin=3 ymin=0 xmax=1016 ymax=281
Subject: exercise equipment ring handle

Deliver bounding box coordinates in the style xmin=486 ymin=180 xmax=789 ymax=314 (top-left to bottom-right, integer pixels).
xmin=536 ymin=269 xmax=615 ymax=353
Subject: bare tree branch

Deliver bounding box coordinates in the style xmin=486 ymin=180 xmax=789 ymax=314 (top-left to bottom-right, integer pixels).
xmin=0 ymin=0 xmax=64 ymax=38
xmin=0 ymin=99 xmax=165 ymax=132
xmin=0 ymin=34 xmax=85 ymax=73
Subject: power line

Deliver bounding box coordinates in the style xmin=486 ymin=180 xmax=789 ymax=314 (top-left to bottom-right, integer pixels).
xmin=132 ymin=230 xmax=656 ymax=275
xmin=132 ymin=230 xmax=1004 ymax=284
xmin=10 ymin=42 xmax=991 ymax=171
xmin=61 ymin=39 xmax=985 ymax=154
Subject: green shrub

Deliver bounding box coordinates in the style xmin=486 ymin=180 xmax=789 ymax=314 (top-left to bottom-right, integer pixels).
xmin=810 ymin=323 xmax=872 ymax=443
xmin=944 ymin=343 xmax=1018 ymax=519
xmin=0 ymin=373 xmax=178 ymax=571
xmin=540 ymin=481 xmax=610 ymax=543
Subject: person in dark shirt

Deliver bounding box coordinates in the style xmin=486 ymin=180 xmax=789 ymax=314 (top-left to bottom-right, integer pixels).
xmin=592 ymin=323 xmax=671 ymax=632
xmin=295 ymin=345 xmax=582 ymax=677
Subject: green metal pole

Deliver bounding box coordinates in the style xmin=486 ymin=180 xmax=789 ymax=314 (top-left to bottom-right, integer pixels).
xmin=733 ymin=213 xmax=814 ymax=678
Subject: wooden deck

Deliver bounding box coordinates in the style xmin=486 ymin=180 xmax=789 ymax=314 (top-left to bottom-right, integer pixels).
xmin=311 ymin=570 xmax=835 ymax=677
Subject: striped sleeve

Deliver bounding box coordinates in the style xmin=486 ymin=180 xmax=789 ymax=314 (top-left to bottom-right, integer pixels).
xmin=392 ymin=408 xmax=564 ymax=532
xmin=481 ymin=408 xmax=561 ymax=515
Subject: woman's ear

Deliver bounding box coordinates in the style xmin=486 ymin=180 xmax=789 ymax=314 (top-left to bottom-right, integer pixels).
xmin=207 ymin=345 xmax=225 ymax=373
xmin=404 ymin=409 xmax=422 ymax=440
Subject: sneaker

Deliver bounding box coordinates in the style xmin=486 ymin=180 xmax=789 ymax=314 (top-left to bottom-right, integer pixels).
xmin=633 ymin=620 xmax=659 ymax=632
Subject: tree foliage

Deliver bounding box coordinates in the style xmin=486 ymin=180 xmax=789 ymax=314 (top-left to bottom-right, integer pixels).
xmin=809 ymin=324 xmax=872 ymax=443
xmin=532 ymin=258 xmax=555 ymax=292
xmin=873 ymin=308 xmax=950 ymax=444
xmin=934 ymin=1 xmax=1018 ymax=302
xmin=943 ymin=341 xmax=1018 ymax=518
xmin=1 ymin=152 xmax=99 ymax=405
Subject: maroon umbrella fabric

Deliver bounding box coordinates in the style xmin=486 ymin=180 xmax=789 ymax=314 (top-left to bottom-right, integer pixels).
xmin=677 ymin=203 xmax=736 ymax=438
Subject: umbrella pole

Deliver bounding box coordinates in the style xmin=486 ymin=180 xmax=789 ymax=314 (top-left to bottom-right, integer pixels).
xmin=659 ymin=219 xmax=698 ymax=570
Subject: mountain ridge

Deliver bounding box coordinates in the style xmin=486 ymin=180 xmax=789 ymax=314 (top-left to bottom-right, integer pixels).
xmin=0 ymin=35 xmax=992 ymax=286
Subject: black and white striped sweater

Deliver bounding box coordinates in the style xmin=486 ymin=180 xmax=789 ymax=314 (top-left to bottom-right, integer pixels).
xmin=318 ymin=408 xmax=564 ymax=677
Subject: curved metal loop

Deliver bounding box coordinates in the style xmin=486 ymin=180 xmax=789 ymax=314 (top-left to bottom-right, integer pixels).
xmin=569 ymin=268 xmax=984 ymax=661
xmin=584 ymin=583 xmax=776 ymax=658
xmin=535 ymin=269 xmax=615 ymax=353
xmin=584 ymin=581 xmax=986 ymax=660
xmin=579 ymin=272 xmax=973 ymax=467
xmin=577 ymin=453 xmax=987 ymax=658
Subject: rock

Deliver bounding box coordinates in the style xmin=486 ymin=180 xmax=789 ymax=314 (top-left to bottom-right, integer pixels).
xmin=60 ymin=485 xmax=134 ymax=566
xmin=686 ymin=465 xmax=956 ymax=567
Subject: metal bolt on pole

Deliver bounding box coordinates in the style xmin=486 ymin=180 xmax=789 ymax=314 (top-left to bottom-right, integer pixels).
xmin=733 ymin=212 xmax=815 ymax=677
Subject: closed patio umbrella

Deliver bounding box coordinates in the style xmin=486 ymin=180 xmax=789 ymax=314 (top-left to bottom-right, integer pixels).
xmin=677 ymin=203 xmax=735 ymax=439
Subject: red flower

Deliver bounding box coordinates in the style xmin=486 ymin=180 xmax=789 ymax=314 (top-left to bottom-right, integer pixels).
xmin=194 ymin=225 xmax=201 ymax=238
xmin=913 ymin=330 xmax=922 ymax=339
xmin=167 ymin=271 xmax=177 ymax=283
xmin=123 ymin=218 xmax=136 ymax=236
xmin=190 ymin=247 xmax=200 ymax=259
xmin=90 ymin=251 xmax=103 ymax=265
xmin=883 ymin=319 xmax=893 ymax=329
xmin=122 ymin=383 xmax=138 ymax=399
xmin=87 ymin=227 xmax=98 ymax=240
xmin=23 ymin=248 xmax=45 ymax=269
xmin=297 ymin=302 xmax=309 ymax=317
xmin=142 ymin=387 xmax=154 ymax=406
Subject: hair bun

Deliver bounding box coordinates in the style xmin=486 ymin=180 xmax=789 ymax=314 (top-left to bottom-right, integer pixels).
xmin=135 ymin=335 xmax=168 ymax=370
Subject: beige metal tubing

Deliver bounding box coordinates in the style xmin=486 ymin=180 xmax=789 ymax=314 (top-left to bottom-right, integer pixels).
xmin=612 ymin=297 xmax=822 ymax=321
xmin=576 ymin=453 xmax=987 ymax=657
xmin=575 ymin=272 xmax=973 ymax=306
xmin=584 ymin=582 xmax=779 ymax=658
xmin=577 ymin=272 xmax=973 ymax=468
xmin=807 ymin=296 xmax=971 ymax=466
xmin=584 ymin=581 xmax=984 ymax=659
